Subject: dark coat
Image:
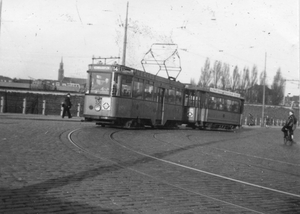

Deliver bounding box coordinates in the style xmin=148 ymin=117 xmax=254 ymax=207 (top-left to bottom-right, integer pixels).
xmin=64 ymin=96 xmax=72 ymax=108
xmin=285 ymin=114 xmax=296 ymax=129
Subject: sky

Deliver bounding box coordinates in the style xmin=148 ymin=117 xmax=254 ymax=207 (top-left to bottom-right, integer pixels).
xmin=0 ymin=0 xmax=299 ymax=95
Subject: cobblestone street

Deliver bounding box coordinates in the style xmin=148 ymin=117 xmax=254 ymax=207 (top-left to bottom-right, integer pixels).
xmin=1 ymin=114 xmax=300 ymax=213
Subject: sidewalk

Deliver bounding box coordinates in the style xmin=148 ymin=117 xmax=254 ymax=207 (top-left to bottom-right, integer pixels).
xmin=0 ymin=113 xmax=84 ymax=122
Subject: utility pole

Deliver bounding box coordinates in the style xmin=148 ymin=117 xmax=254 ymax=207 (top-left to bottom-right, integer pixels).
xmin=261 ymin=52 xmax=267 ymax=127
xmin=299 ymin=74 xmax=300 ymax=123
xmin=122 ymin=2 xmax=129 ymax=66
xmin=0 ymin=0 xmax=2 ymax=35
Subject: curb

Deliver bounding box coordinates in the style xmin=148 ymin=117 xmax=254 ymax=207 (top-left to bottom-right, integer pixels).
xmin=0 ymin=113 xmax=84 ymax=123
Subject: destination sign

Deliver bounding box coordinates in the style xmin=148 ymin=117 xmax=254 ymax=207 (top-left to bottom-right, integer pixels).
xmin=89 ymin=64 xmax=117 ymax=71
xmin=210 ymin=88 xmax=241 ymax=98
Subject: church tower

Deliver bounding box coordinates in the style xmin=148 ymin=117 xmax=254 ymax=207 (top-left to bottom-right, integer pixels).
xmin=58 ymin=57 xmax=64 ymax=85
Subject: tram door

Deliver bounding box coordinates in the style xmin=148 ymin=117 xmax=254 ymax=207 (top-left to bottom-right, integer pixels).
xmin=155 ymin=87 xmax=165 ymax=125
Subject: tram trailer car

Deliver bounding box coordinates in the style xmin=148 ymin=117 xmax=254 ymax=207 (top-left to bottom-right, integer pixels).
xmin=83 ymin=64 xmax=185 ymax=128
xmin=183 ymin=85 xmax=244 ymax=130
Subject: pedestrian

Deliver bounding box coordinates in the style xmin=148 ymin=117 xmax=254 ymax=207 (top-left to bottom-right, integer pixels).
xmin=62 ymin=93 xmax=72 ymax=118
xmin=281 ymin=110 xmax=297 ymax=142
xmin=266 ymin=115 xmax=270 ymax=127
xmin=248 ymin=113 xmax=254 ymax=126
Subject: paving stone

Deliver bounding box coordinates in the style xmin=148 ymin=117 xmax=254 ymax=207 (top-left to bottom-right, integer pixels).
xmin=0 ymin=114 xmax=300 ymax=213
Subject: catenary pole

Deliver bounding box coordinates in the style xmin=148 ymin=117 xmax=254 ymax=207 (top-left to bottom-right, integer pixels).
xmin=262 ymin=52 xmax=267 ymax=127
xmin=0 ymin=0 xmax=2 ymax=35
xmin=121 ymin=2 xmax=129 ymax=66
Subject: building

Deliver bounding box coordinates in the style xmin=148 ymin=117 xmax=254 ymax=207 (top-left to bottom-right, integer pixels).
xmin=0 ymin=77 xmax=31 ymax=89
xmin=57 ymin=58 xmax=86 ymax=92
xmin=58 ymin=58 xmax=64 ymax=85
xmin=0 ymin=76 xmax=12 ymax=83
xmin=0 ymin=59 xmax=86 ymax=92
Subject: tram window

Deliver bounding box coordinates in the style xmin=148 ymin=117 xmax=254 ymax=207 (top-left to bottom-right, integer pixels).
xmin=176 ymin=90 xmax=182 ymax=105
xmin=121 ymin=75 xmax=132 ymax=97
xmin=208 ymin=96 xmax=217 ymax=109
xmin=144 ymin=82 xmax=154 ymax=101
xmin=216 ymin=97 xmax=224 ymax=110
xmin=194 ymin=92 xmax=198 ymax=107
xmin=237 ymin=101 xmax=241 ymax=112
xmin=232 ymin=100 xmax=240 ymax=113
xmin=157 ymin=88 xmax=165 ymax=103
xmin=132 ymin=79 xmax=144 ymax=99
xmin=226 ymin=100 xmax=232 ymax=111
xmin=184 ymin=91 xmax=189 ymax=106
xmin=153 ymin=87 xmax=163 ymax=103
xmin=189 ymin=91 xmax=196 ymax=106
xmin=194 ymin=91 xmax=201 ymax=107
xmin=112 ymin=74 xmax=121 ymax=96
xmin=153 ymin=87 xmax=158 ymax=102
xmin=184 ymin=90 xmax=197 ymax=107
xmin=86 ymin=73 xmax=90 ymax=94
xmin=90 ymin=73 xmax=111 ymax=95
xmin=166 ymin=88 xmax=175 ymax=103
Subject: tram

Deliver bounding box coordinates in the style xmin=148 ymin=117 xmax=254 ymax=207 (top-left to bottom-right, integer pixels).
xmin=83 ymin=63 xmax=185 ymax=128
xmin=83 ymin=63 xmax=244 ymax=129
xmin=183 ymin=85 xmax=244 ymax=129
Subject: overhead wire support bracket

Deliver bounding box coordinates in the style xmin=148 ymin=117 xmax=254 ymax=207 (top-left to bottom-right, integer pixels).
xmin=92 ymin=56 xmax=120 ymax=65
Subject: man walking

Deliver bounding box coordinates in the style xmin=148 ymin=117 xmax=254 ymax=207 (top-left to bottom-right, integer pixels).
xmin=62 ymin=93 xmax=72 ymax=118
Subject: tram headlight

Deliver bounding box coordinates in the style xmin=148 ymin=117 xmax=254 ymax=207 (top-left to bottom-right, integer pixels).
xmin=95 ymin=105 xmax=101 ymax=112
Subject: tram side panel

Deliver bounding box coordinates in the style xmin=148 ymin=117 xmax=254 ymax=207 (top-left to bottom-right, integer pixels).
xmin=129 ymin=101 xmax=183 ymax=126
xmin=163 ymin=103 xmax=183 ymax=125
xmin=183 ymin=107 xmax=241 ymax=128
xmin=114 ymin=97 xmax=132 ymax=118
xmin=206 ymin=110 xmax=241 ymax=126
xmin=131 ymin=100 xmax=156 ymax=125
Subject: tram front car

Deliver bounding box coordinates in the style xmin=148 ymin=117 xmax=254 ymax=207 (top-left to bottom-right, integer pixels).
xmin=83 ymin=64 xmax=122 ymax=126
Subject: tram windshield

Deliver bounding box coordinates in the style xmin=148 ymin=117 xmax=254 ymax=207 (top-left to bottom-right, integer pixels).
xmin=89 ymin=72 xmax=112 ymax=95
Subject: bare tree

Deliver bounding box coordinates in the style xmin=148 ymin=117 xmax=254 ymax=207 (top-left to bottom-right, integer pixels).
xmin=249 ymin=65 xmax=258 ymax=87
xmin=231 ymin=66 xmax=240 ymax=91
xmin=220 ymin=63 xmax=231 ymax=90
xmin=271 ymin=68 xmax=285 ymax=105
xmin=247 ymin=65 xmax=258 ymax=103
xmin=212 ymin=60 xmax=222 ymax=88
xmin=240 ymin=67 xmax=250 ymax=90
xmin=198 ymin=58 xmax=213 ymax=88
xmin=259 ymin=70 xmax=267 ymax=85
xmin=256 ymin=70 xmax=268 ymax=104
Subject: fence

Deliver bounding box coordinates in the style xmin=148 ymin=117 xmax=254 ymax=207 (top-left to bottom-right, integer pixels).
xmin=243 ymin=104 xmax=299 ymax=127
xmin=0 ymin=90 xmax=84 ymax=117
xmin=242 ymin=116 xmax=291 ymax=127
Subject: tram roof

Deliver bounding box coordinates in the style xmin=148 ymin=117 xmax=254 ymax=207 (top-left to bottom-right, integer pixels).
xmin=185 ymin=84 xmax=244 ymax=99
xmin=88 ymin=63 xmax=185 ymax=88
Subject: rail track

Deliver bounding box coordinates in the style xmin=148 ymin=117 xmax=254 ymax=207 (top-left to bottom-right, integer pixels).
xmin=66 ymin=127 xmax=300 ymax=213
